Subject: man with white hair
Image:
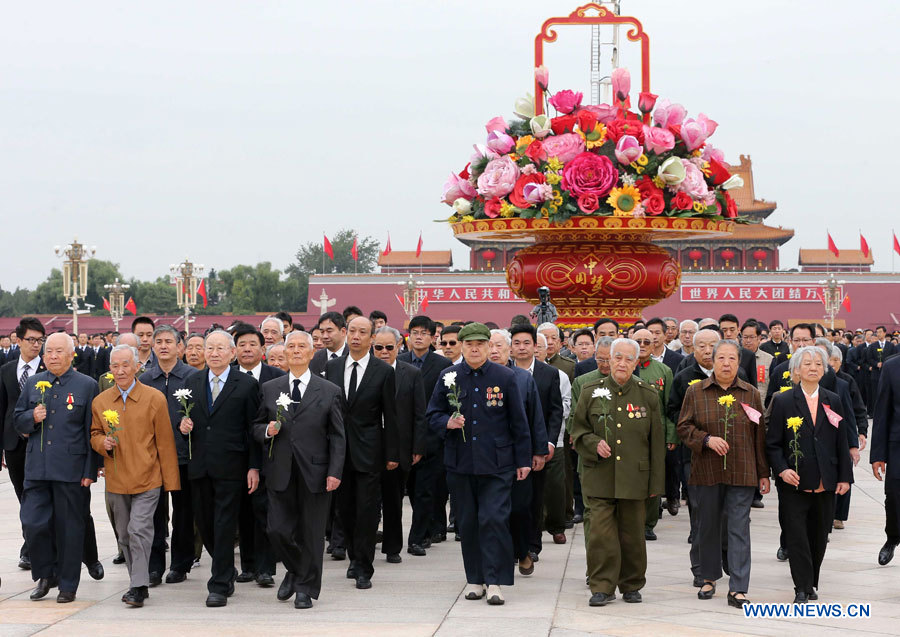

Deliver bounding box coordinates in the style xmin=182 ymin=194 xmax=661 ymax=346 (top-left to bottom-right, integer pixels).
xmin=571 ymin=338 xmax=665 ymax=607
xmin=260 ymin=316 xmax=284 ymax=347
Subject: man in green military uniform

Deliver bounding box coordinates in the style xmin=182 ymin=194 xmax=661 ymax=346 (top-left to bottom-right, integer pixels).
xmin=571 ymin=337 xmax=665 ymax=607
xmin=632 ymin=328 xmax=675 ymax=541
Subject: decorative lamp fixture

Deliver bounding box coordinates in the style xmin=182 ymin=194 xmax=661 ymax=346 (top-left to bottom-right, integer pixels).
xmin=482 ymin=249 xmax=497 ymax=270
xmin=752 ymin=249 xmax=767 ymax=269
xmin=721 ymin=248 xmax=735 ymax=268
xmin=688 ymin=249 xmax=702 ymax=269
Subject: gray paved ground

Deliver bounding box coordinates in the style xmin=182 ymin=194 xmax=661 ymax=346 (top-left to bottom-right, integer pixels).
xmin=1 ymin=441 xmax=897 ymax=636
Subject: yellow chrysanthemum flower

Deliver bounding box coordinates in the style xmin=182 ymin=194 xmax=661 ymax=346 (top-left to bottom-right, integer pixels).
xmin=547 ymin=157 xmax=564 ymax=171
xmin=516 ymin=135 xmax=535 ymax=150
xmin=717 ymin=394 xmax=736 ymax=407
xmin=499 ymin=202 xmax=516 ymax=218
xmin=35 ymin=380 xmax=52 ymax=392
xmin=779 ymin=385 xmax=792 ymax=393
xmin=782 ymin=371 xmax=791 ymax=379
xmin=700 ymin=161 xmax=711 ymax=177
xmin=688 ymin=379 xmax=701 ymax=386
xmin=652 ymin=176 xmax=665 ymax=189
xmin=461 ymin=215 xmax=475 ymax=222
xmin=691 ymin=149 xmax=702 ymax=157
xmin=545 ymin=172 xmax=562 ymax=185
xmin=786 ymin=416 xmax=803 ymax=433
xmin=105 ymin=373 xmax=114 ymax=381
xmin=102 ymin=409 xmax=120 ymax=426
xmin=607 ymin=184 xmax=642 ymax=217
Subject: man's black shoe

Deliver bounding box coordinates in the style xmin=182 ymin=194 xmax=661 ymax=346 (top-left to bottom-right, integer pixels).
xmin=565 ymin=519 xmax=575 ymax=529
xmin=147 ymin=571 xmax=161 ymax=586
xmin=589 ymin=592 xmax=615 ymax=606
xmin=346 ymin=564 xmax=359 ymax=580
xmin=88 ymin=561 xmax=105 ymax=580
xmin=294 ymin=592 xmax=312 ymax=609
xmin=30 ymin=577 xmax=58 ymax=600
xmin=644 ymin=529 xmax=657 ymax=541
xmin=692 ymin=575 xmax=703 ymax=588
xmin=355 ymin=576 xmax=372 ymax=590
xmin=375 ymin=530 xmax=383 ymax=543
xmin=793 ymin=591 xmax=809 ymax=604
xmin=878 ymin=541 xmax=897 ymax=565
xmin=454 ymin=532 xmax=461 ymax=541
xmin=421 ymin=538 xmax=432 ymax=549
xmin=407 ymin=544 xmax=426 ymax=556
xmin=124 ymin=587 xmax=145 ymax=607
xmin=326 ymin=544 xmax=333 ymax=554
xmin=431 ymin=533 xmax=446 ymax=544
xmin=256 ymin=573 xmax=274 ymax=587
xmin=18 ymin=556 xmax=31 ymax=570
xmin=386 ymin=554 xmax=402 ymax=564
xmin=206 ymin=593 xmax=227 ymax=607
xmin=447 ymin=523 xmax=456 ymax=533
xmin=113 ymin=551 xmax=126 ymax=565
xmin=56 ymin=591 xmax=76 ymax=603
xmin=751 ymin=499 xmax=764 ymax=509
xmin=331 ymin=547 xmax=346 ymax=560
xmin=666 ymin=498 xmax=680 ymax=516
xmin=236 ymin=571 xmax=256 ymax=583
xmin=623 ymin=591 xmax=642 ymax=603
xmin=165 ymin=570 xmax=186 ymax=584
xmin=776 ymin=547 xmax=788 ymax=562
xmin=808 ymin=590 xmax=818 ymax=600
xmin=277 ymin=573 xmax=295 ymax=601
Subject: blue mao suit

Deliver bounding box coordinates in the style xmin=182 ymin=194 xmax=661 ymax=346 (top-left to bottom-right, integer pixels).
xmin=426 ymin=360 xmax=531 ymax=586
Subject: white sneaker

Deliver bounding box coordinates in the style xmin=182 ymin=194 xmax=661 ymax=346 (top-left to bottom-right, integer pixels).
xmin=486 ymin=584 xmax=505 ymax=605
xmin=464 ymin=583 xmax=485 ymax=600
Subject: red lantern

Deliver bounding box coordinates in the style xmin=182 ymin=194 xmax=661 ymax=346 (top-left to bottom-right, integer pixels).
xmin=753 ymin=249 xmax=767 ymax=260
xmin=482 ymin=249 xmax=496 ymax=261
xmin=688 ymin=249 xmax=702 ymax=260
xmin=721 ymin=249 xmax=735 ymax=260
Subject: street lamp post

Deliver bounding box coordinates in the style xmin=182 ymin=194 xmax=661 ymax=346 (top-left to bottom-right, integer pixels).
xmin=54 ymin=238 xmax=96 ymax=335
xmin=104 ymin=278 xmax=130 ymax=332
xmin=396 ymin=273 xmax=425 ymax=321
xmin=170 ymin=258 xmax=205 ymax=331
xmin=819 ymin=273 xmax=845 ymax=331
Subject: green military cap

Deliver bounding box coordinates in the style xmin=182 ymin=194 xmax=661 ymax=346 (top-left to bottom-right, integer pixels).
xmin=458 ymin=322 xmax=491 ymax=341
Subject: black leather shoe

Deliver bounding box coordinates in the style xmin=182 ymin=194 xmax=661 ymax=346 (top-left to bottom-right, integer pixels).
xmin=355 ymin=576 xmax=372 ymax=590
xmin=793 ymin=591 xmax=809 ymax=604
xmin=454 ymin=532 xmax=461 ymax=542
xmin=124 ymin=587 xmax=145 ymax=607
xmin=206 ymin=592 xmax=227 ymax=607
xmin=331 ymin=547 xmax=346 ymax=561
xmin=236 ymin=571 xmax=256 ymax=583
xmin=113 ymin=551 xmax=126 ymax=565
xmin=589 ymin=592 xmax=615 ymax=606
xmin=277 ymin=573 xmax=295 ymax=601
xmin=666 ymin=499 xmax=680 ymax=516
xmin=148 ymin=571 xmax=161 ymax=587
xmin=697 ymin=582 xmax=716 ymax=600
xmin=30 ymin=577 xmax=58 ymax=600
xmin=256 ymin=573 xmax=274 ymax=587
xmin=407 ymin=544 xmax=426 ymax=556
xmin=386 ymin=554 xmax=402 ymax=564
xmin=727 ymin=592 xmax=748 ymax=608
xmin=623 ymin=591 xmax=642 ymax=603
xmin=346 ymin=565 xmax=359 ymax=580
xmin=294 ymin=592 xmax=312 ymax=609
xmin=565 ymin=519 xmax=575 ymax=529
xmin=808 ymin=590 xmax=818 ymax=600
xmin=644 ymin=529 xmax=657 ymax=541
xmin=776 ymin=546 xmax=788 ymax=562
xmin=375 ymin=530 xmax=383 ymax=543
xmin=56 ymin=590 xmax=76 ymax=603
xmin=692 ymin=575 xmax=703 ymax=588
xmin=572 ymin=514 xmax=584 ymax=524
xmin=751 ymin=499 xmax=764 ymax=509
xmin=88 ymin=561 xmax=105 ymax=580
xmin=446 ymin=523 xmax=456 ymax=533
xmin=431 ymin=533 xmax=446 ymax=544
xmin=18 ymin=556 xmax=31 ymax=570
xmin=878 ymin=541 xmax=897 ymax=565
xmin=422 ymin=538 xmax=432 ymax=549
xmin=165 ymin=570 xmax=186 ymax=584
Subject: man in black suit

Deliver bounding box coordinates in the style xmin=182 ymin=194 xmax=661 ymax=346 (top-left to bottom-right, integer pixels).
xmin=325 ymin=316 xmax=399 ymax=589
xmin=398 ymin=315 xmax=453 ymax=552
xmin=867 ymin=326 xmax=897 ymax=418
xmin=646 ymin=318 xmax=684 ymax=375
xmin=232 ymin=323 xmax=285 ymax=588
xmin=73 ymin=333 xmax=94 ymax=377
xmin=309 ymin=312 xmax=348 ymax=377
xmin=373 ymin=326 xmax=427 ymax=562
xmin=0 ymin=333 xmax=13 ymax=365
xmin=0 ymin=317 xmax=46 ymax=570
xmin=89 ymin=334 xmax=109 ymax=379
xmin=178 ymin=330 xmax=262 ymax=607
xmin=253 ymin=330 xmax=345 ymax=609
xmin=718 ymin=314 xmax=757 ymax=388
xmin=872 ymin=353 xmax=900 ymax=565
xmin=509 ymin=324 xmax=563 ymax=564
xmin=759 ymin=319 xmax=790 ymax=362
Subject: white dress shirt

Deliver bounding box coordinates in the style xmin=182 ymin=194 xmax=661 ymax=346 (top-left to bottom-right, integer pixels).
xmin=557 ymin=370 xmax=571 ymax=448
xmin=17 ymin=356 xmax=41 ymax=383
xmin=288 ymin=369 xmax=312 ymax=400
xmin=327 ymin=344 xmax=347 ymax=360
xmin=208 ymin=366 xmax=231 ymax=397
xmin=240 ymin=362 xmax=263 ymax=381
xmin=344 ymin=352 xmax=370 ymax=396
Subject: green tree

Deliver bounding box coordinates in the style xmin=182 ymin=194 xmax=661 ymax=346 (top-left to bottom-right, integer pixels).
xmin=85 ymin=259 xmax=125 ymax=313
xmin=131 ymin=277 xmax=178 ymax=315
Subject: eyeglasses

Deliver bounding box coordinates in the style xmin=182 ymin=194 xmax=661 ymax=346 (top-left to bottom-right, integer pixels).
xmin=373 ymin=344 xmax=395 ymax=351
xmin=409 ymin=330 xmax=431 ymax=337
xmin=440 ymin=340 xmax=458 ymax=347
xmin=22 ymin=337 xmax=44 ymax=345
xmin=635 ymin=339 xmax=653 ymax=345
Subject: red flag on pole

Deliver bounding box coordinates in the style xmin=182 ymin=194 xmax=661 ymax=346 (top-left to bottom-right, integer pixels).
xmin=323 ymin=235 xmax=334 ymax=259
xmin=860 ymin=234 xmax=871 ymax=259
xmin=196 ymin=279 xmax=208 ymax=308
xmin=124 ymin=297 xmax=137 ymax=315
xmin=102 ymin=297 xmax=110 ymax=311
xmin=395 ymin=293 xmax=405 ymax=309
xmin=416 ymin=232 xmax=423 ymax=258
xmin=827 ymin=232 xmax=839 ymax=258
xmin=894 ymin=231 xmax=900 ymax=256
xmin=382 ymin=234 xmax=392 ymax=256
xmin=420 ymin=293 xmax=429 ymax=313
xmin=816 ymin=289 xmax=826 ymax=306
xmin=351 ymin=237 xmax=358 ymax=262
xmin=842 ymin=295 xmax=852 ymax=312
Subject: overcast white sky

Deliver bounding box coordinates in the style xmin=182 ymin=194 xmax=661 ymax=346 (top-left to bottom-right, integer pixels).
xmin=2 ymin=0 xmax=899 ymax=290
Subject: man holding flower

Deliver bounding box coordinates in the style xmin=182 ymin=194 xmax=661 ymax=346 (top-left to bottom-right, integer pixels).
xmin=90 ymin=344 xmax=180 ymax=607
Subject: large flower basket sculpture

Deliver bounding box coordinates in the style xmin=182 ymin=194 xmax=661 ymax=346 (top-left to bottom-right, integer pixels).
xmin=442 ymin=4 xmax=739 ymax=325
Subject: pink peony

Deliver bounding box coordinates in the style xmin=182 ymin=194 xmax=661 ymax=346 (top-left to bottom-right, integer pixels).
xmin=549 ymin=89 xmax=583 ymax=114
xmin=583 ymin=104 xmax=618 ymax=124
xmin=652 ymin=98 xmax=686 ymax=128
xmin=643 ymin=125 xmax=675 ymax=154
xmin=486 ymin=130 xmax=515 ymax=155
xmin=541 ymin=133 xmax=585 ymax=163
xmin=678 ymin=160 xmax=709 ymax=199
xmin=614 ymin=135 xmax=643 ymax=165
xmin=442 ymin=172 xmax=476 ymax=204
xmin=701 ymin=144 xmax=725 ymax=164
xmin=476 ymin=156 xmax=520 ymax=198
xmin=561 ymin=152 xmax=618 ymax=197
xmin=611 ymin=68 xmax=631 ymax=102
xmin=485 ymin=116 xmax=508 ymax=134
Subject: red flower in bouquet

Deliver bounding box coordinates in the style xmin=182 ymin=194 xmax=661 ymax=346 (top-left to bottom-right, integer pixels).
xmin=549 ymin=89 xmax=583 ymax=114
xmin=561 ymin=152 xmax=617 ymax=198
xmin=484 ymin=197 xmax=503 ymax=218
xmin=550 ymin=114 xmax=578 ymax=135
xmin=707 ymin=158 xmax=732 ymax=186
xmin=509 ymin=174 xmax=547 ymax=209
xmin=672 ymin=191 xmax=694 ymax=210
xmin=577 ymin=193 xmax=600 ymax=214
xmin=525 ymin=140 xmax=546 ymax=163
xmin=606 ymin=118 xmax=645 ymax=145
xmin=643 ymin=193 xmax=666 ymax=216
xmin=724 ymin=192 xmax=738 ymax=218
xmin=577 ymin=110 xmax=598 ymax=133
xmin=635 ymin=176 xmax=663 ymax=201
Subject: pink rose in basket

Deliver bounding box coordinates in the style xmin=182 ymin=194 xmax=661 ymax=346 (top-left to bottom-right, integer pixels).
xmin=486 ymin=130 xmax=515 ymax=155
xmin=614 ymin=135 xmax=643 ymax=165
xmin=549 ymin=89 xmax=583 ymax=114
xmin=561 ymin=152 xmax=617 ymax=198
xmin=541 ymin=133 xmax=585 ymax=163
xmin=476 ymin=156 xmax=520 ymax=198
xmin=652 ymin=98 xmax=686 ymax=128
xmin=485 ymin=116 xmax=508 ymax=134
xmin=643 ymin=125 xmax=675 ymax=155
xmin=582 ymin=104 xmax=618 ymax=124
xmin=442 ymin=172 xmax=476 ymax=204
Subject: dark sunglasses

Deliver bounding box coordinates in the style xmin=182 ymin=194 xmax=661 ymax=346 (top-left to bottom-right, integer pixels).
xmin=373 ymin=344 xmax=395 ymax=351
xmin=635 ymin=339 xmax=653 ymax=345
xmin=440 ymin=340 xmax=458 ymax=346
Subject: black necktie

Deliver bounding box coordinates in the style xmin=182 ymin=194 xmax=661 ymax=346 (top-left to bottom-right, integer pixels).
xmin=413 ymin=357 xmax=424 ymax=369
xmin=348 ymin=362 xmax=358 ymax=403
xmin=247 ymin=369 xmax=254 ymax=376
xmin=292 ymin=378 xmax=302 ymax=404
xmin=330 ymin=352 xmax=338 ymax=360
xmin=18 ymin=366 xmax=30 ymax=392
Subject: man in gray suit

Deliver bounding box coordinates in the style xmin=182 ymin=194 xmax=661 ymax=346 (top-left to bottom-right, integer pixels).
xmin=254 ymin=330 xmax=345 ymax=609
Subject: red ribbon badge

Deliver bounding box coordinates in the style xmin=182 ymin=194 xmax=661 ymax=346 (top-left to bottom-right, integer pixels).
xmin=822 ymin=404 xmax=842 ymax=429
xmin=740 ymin=402 xmax=761 ymax=425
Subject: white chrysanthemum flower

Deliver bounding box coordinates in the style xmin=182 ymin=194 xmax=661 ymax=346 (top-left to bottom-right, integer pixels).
xmin=173 ymin=388 xmax=192 ymax=400
xmin=275 ymin=393 xmax=293 ymax=410
xmin=443 ymin=372 xmax=457 ymax=388
xmin=592 ymin=387 xmax=612 ymax=399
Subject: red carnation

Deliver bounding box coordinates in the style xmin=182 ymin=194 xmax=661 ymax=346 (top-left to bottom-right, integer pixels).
xmin=509 ymin=174 xmax=546 ymax=209
xmin=672 ymin=191 xmax=694 ymax=210
xmin=606 ymin=118 xmax=645 ymax=144
xmin=484 ymin=197 xmax=503 ymax=218
xmin=577 ymin=110 xmax=597 ymax=133
xmin=635 ymin=176 xmax=663 ymax=201
xmin=577 ymin=193 xmax=600 ymax=214
xmin=725 ymin=192 xmax=738 ymax=218
xmin=525 ymin=140 xmax=546 ymax=163
xmin=643 ymin=193 xmax=666 ymax=216
xmin=707 ymin=158 xmax=731 ymax=186
xmin=550 ymin=114 xmax=578 ymax=135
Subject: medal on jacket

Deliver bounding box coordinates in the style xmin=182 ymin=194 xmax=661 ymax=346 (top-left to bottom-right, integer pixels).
xmin=627 ymin=403 xmax=635 ymax=418
xmin=66 ymin=393 xmax=74 ymax=410
xmin=656 ymin=378 xmax=665 ymax=391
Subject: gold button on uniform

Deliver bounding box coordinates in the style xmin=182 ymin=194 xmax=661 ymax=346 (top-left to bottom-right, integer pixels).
xmin=616 ymin=455 xmax=621 ymax=460
xmin=616 ymin=439 xmax=621 ymax=444
xmin=617 ymin=423 xmax=621 ymax=428
xmin=617 ymin=407 xmax=622 ymax=411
